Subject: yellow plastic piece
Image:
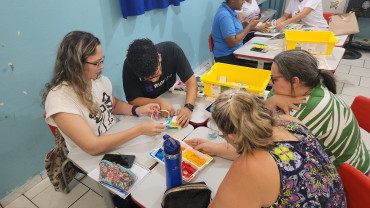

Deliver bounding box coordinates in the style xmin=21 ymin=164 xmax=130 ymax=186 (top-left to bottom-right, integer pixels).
xmin=200 ymin=63 xmax=271 ymax=98
xmin=183 ymin=150 xmax=207 ymax=167
xmin=284 ymin=31 xmax=338 ymax=55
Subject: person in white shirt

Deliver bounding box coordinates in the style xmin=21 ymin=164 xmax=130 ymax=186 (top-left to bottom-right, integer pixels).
xmin=237 ymin=0 xmax=269 ymax=42
xmin=276 ymin=0 xmax=328 ymax=31
xmin=43 ymin=31 xmax=166 ymax=155
xmin=238 ymin=0 xmax=260 ymax=22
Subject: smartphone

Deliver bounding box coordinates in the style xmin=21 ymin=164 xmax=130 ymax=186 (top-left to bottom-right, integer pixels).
xmin=102 ymin=154 xmax=136 ymax=169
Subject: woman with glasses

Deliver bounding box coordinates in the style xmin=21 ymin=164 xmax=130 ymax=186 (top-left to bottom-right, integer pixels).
xmin=186 ymin=89 xmax=346 ymax=207
xmin=42 ymin=31 xmax=166 ymax=156
xmin=266 ymin=50 xmax=370 ymax=175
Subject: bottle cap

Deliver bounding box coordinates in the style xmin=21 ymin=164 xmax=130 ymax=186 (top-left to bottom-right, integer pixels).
xmin=163 ymin=134 xmax=180 ymax=155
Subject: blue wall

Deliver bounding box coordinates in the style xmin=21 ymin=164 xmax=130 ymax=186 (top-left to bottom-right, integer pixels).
xmin=0 ymin=0 xmax=223 ymax=200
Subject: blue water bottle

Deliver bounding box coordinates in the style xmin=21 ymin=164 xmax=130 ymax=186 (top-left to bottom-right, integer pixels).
xmin=163 ymin=134 xmax=182 ymax=189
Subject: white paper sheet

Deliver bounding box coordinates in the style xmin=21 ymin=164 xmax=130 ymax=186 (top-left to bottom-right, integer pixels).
xmin=88 ymin=163 xmax=150 ymax=198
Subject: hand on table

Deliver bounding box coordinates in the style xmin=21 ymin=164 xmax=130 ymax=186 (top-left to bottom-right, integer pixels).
xmin=176 ymin=107 xmax=192 ymax=127
xmin=136 ymin=103 xmax=161 ymax=118
xmin=255 ymin=25 xmax=269 ymax=33
xmin=265 ymin=94 xmax=308 ymax=114
xmin=138 ymin=122 xmax=166 ymax=136
xmin=158 ymin=99 xmax=175 ymax=117
xmin=185 ymin=138 xmax=221 ymax=156
xmin=276 ymin=22 xmax=286 ymax=31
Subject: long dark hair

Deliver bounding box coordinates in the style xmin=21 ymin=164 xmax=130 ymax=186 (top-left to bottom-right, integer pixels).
xmin=274 ymin=50 xmax=336 ymax=95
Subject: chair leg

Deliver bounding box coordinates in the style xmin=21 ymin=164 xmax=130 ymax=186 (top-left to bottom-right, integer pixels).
xmin=211 ymin=53 xmax=215 ymax=65
xmin=61 ymin=159 xmax=71 ymax=193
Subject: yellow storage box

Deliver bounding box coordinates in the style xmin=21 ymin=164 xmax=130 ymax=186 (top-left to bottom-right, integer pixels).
xmin=285 ymin=31 xmax=338 ymax=55
xmin=200 ymin=63 xmax=271 ymax=98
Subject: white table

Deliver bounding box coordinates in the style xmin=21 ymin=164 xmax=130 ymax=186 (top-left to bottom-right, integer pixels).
xmin=67 ymin=116 xmax=194 ymax=207
xmin=130 ymin=126 xmax=233 ymax=207
xmin=68 ymin=116 xmax=194 ymax=173
xmin=234 ymin=37 xmax=345 ymax=72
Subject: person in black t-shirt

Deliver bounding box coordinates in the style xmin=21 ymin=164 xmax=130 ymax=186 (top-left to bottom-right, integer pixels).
xmin=122 ymin=39 xmax=197 ymax=127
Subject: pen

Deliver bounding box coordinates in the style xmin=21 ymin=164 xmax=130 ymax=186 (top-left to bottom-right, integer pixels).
xmin=253 ymin=43 xmax=265 ymax=46
xmin=100 ymin=181 xmax=128 ymax=195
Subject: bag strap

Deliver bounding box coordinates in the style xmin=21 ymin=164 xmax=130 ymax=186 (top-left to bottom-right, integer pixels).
xmin=54 ymin=128 xmax=69 ymax=156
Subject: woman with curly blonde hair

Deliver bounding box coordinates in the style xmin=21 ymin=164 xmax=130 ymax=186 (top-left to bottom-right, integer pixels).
xmin=186 ymin=90 xmax=346 ymax=207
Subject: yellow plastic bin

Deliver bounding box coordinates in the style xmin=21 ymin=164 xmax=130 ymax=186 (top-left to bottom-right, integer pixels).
xmin=200 ymin=63 xmax=271 ymax=98
xmin=285 ymin=31 xmax=338 ymax=55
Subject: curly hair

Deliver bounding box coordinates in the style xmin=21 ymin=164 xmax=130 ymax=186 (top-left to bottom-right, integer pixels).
xmin=126 ymin=38 xmax=159 ymax=79
xmin=42 ymin=31 xmax=101 ymax=116
xmin=274 ymin=50 xmax=337 ymax=96
xmin=212 ymin=90 xmax=276 ymax=155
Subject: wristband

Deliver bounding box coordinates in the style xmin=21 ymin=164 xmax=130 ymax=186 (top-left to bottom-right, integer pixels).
xmin=131 ymin=106 xmax=139 ymax=117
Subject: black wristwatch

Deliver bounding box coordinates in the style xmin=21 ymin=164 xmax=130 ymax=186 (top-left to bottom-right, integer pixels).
xmin=184 ymin=103 xmax=194 ymax=112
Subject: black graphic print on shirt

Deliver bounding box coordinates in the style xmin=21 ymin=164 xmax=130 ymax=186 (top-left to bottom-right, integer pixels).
xmin=89 ymin=92 xmax=115 ymax=135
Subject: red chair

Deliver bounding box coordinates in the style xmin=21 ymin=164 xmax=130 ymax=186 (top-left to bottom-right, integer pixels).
xmin=323 ymin=12 xmax=334 ymax=25
xmin=351 ymin=96 xmax=370 ymax=133
xmin=208 ymin=34 xmax=215 ymax=65
xmin=337 ymin=163 xmax=370 ymax=208
xmin=44 ymin=112 xmax=56 ymax=136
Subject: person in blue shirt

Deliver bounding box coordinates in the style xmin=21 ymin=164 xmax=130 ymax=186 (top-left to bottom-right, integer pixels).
xmin=211 ymin=0 xmax=259 ymax=67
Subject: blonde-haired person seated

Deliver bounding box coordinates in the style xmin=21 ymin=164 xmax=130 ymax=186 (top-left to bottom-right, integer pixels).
xmin=185 ymin=90 xmax=346 ymax=207
xmin=265 ymin=50 xmax=370 ymax=175
xmin=42 ymin=31 xmax=166 ymax=155
xmin=275 ymin=0 xmax=328 ymax=31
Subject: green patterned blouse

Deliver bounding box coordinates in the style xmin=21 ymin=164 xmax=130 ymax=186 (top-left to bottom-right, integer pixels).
xmin=268 ymin=82 xmax=370 ymax=174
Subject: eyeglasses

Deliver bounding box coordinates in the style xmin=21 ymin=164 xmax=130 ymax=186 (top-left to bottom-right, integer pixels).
xmin=139 ymin=62 xmax=162 ymax=82
xmin=270 ymin=75 xmax=284 ymax=84
xmin=86 ymin=56 xmax=105 ymax=69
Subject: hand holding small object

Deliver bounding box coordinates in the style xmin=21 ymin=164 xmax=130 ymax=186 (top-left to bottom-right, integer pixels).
xmin=136 ymin=103 xmax=160 ymax=117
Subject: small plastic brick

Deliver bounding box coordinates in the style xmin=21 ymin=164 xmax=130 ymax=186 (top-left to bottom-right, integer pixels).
xmin=182 ymin=161 xmax=196 ymax=178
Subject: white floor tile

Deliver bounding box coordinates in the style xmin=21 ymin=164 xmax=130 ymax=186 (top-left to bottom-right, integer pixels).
xmin=31 ymin=179 xmax=88 ymax=208
xmin=80 ymin=176 xmax=102 ymax=196
xmin=360 ymin=77 xmax=370 ymax=88
xmin=69 ymin=190 xmax=105 ymax=208
xmin=365 ymin=60 xmax=370 ymax=68
xmin=4 ymin=195 xmax=36 ymax=208
xmin=24 ymin=178 xmax=52 ymax=199
xmin=359 ymin=51 xmax=370 ymax=60
xmin=340 ymin=58 xmax=365 ymax=67
xmin=341 ymin=84 xmax=370 ymax=98
xmin=338 ymin=94 xmax=356 ymax=107
xmin=349 ymin=66 xmax=370 ymax=78
xmin=2 ymin=175 xmax=43 ymax=206
xmin=335 ymin=64 xmax=351 ymax=74
xmin=334 ymin=72 xmax=361 ymax=86
xmin=1 ymin=191 xmax=23 ymax=207
xmin=40 ymin=171 xmax=48 ymax=180
xmin=336 ymin=82 xmax=344 ymax=94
